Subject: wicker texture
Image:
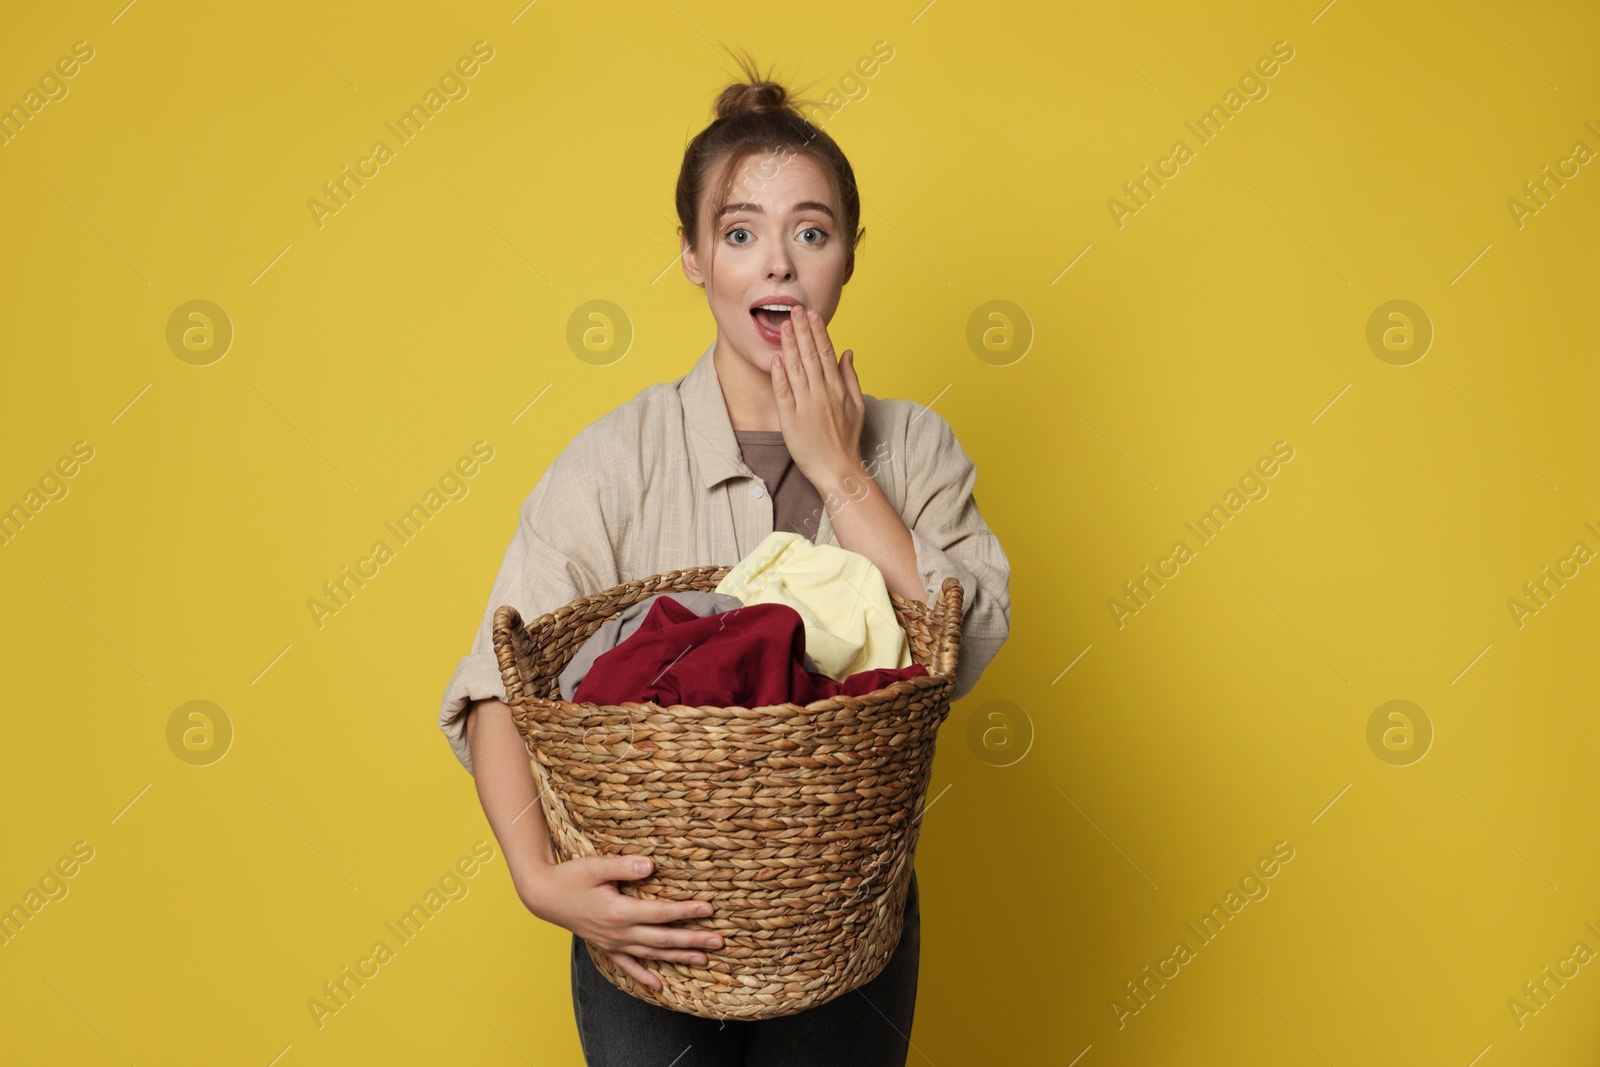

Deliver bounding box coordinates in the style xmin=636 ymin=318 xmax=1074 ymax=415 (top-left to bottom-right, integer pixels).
xmin=492 ymin=565 xmax=964 ymax=1020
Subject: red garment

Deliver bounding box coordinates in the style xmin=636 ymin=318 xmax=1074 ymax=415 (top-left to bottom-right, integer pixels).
xmin=572 ymin=595 xmax=927 ymax=706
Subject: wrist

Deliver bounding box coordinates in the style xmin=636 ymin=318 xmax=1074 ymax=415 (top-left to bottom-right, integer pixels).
xmin=513 ymin=866 xmax=554 ymax=919
xmin=810 ymin=455 xmax=872 ymax=501
xmin=509 ymin=851 xmax=556 ymax=908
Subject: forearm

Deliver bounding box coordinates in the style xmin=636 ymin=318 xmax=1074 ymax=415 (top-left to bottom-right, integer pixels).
xmin=812 ymin=460 xmax=925 ymax=605
xmin=464 ymin=697 xmax=557 ymax=900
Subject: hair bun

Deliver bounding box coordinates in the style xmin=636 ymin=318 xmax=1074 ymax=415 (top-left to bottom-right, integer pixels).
xmin=714 ymin=80 xmax=789 ymax=122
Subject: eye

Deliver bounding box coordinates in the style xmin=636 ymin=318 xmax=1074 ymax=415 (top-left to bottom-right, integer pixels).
xmin=799 ymin=227 xmax=829 ymax=245
xmin=724 ymin=227 xmax=753 ymax=245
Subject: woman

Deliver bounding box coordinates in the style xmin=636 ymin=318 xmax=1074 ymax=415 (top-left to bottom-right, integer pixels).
xmin=438 ymin=58 xmax=1012 ymax=1066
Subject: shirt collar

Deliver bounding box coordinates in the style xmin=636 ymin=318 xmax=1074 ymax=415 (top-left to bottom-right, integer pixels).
xmin=680 ymin=339 xmax=756 ymax=490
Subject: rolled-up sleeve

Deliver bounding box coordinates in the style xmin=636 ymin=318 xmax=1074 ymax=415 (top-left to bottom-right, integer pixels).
xmin=438 ymin=425 xmax=620 ymax=776
xmin=900 ymin=407 xmax=1012 ymax=702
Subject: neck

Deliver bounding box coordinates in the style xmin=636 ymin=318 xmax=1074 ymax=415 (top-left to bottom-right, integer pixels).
xmin=713 ymin=338 xmax=782 ymax=431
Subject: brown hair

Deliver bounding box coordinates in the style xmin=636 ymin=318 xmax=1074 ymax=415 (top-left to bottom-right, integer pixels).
xmin=676 ymin=52 xmax=864 ymax=272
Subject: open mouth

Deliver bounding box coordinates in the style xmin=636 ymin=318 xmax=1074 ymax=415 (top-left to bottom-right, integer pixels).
xmin=749 ymin=300 xmax=799 ymax=344
xmin=750 ymin=305 xmax=795 ymax=331
xmin=749 ymin=303 xmax=798 ymax=345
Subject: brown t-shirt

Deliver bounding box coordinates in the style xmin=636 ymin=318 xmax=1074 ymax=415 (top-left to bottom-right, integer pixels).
xmin=733 ymin=430 xmax=827 ymax=541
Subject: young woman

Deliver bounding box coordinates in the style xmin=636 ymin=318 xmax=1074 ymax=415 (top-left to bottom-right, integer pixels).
xmin=438 ymin=58 xmax=1012 ymax=1066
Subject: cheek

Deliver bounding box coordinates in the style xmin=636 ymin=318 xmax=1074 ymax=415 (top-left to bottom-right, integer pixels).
xmin=821 ymin=250 xmax=850 ymax=288
xmin=707 ymin=266 xmax=755 ymax=315
xmin=703 ymin=256 xmax=735 ymax=295
xmin=705 ymin=281 xmax=752 ymax=334
xmin=714 ymin=285 xmax=747 ymax=322
xmin=816 ymin=260 xmax=849 ymax=313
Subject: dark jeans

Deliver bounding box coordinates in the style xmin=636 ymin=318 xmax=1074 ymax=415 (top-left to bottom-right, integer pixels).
xmin=572 ymin=869 xmax=921 ymax=1066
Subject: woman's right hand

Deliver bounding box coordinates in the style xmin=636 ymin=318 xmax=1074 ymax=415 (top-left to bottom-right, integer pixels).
xmin=519 ymin=853 xmax=723 ymax=991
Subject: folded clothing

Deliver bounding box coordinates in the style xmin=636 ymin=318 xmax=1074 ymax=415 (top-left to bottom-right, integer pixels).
xmin=714 ymin=531 xmax=912 ymax=681
xmin=572 ymin=595 xmax=927 ymax=707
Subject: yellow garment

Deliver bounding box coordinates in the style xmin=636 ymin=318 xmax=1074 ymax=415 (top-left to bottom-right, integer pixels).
xmin=714 ymin=531 xmax=912 ymax=681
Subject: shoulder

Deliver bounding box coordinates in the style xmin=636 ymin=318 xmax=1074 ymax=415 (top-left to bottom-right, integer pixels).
xmin=858 ymin=395 xmax=975 ymax=516
xmin=549 ymin=375 xmax=684 ymax=480
xmin=523 ymin=376 xmax=680 ymax=542
xmin=863 ymin=393 xmax=964 ymax=457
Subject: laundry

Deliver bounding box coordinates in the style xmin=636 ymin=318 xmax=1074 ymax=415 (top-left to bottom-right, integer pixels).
xmin=571 ymin=595 xmax=927 ymax=707
xmin=559 ymin=591 xmax=822 ymax=701
xmin=713 ymin=531 xmax=912 ymax=681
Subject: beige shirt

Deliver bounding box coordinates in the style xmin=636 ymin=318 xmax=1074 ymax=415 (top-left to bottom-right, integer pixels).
xmin=438 ymin=339 xmax=1012 ymax=775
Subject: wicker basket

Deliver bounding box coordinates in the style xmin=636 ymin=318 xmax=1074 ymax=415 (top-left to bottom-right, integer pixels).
xmin=491 ymin=564 xmax=964 ymax=1021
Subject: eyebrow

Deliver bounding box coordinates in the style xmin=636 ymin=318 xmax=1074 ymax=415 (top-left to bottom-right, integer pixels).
xmin=716 ymin=201 xmax=836 ymax=221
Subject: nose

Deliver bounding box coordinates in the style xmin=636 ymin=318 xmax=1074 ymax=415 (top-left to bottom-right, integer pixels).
xmin=766 ymin=247 xmax=795 ymax=282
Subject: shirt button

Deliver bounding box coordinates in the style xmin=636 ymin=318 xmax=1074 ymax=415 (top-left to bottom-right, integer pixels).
xmin=750 ymin=481 xmax=765 ymax=498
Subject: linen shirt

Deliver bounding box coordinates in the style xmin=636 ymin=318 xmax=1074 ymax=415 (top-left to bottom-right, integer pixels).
xmin=438 ymin=339 xmax=1012 ymax=775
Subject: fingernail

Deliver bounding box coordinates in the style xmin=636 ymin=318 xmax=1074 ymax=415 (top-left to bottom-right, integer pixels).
xmin=635 ymin=858 xmax=650 ymax=874
xmin=698 ymin=904 xmax=712 ymax=916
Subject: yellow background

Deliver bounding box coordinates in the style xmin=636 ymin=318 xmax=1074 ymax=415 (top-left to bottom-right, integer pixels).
xmin=2 ymin=0 xmax=1597 ymax=1063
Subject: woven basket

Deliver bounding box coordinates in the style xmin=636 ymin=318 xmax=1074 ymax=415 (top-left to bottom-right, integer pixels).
xmin=492 ymin=564 xmax=964 ymax=1021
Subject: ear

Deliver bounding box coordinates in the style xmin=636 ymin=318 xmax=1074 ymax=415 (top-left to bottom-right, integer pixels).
xmin=680 ymin=231 xmax=705 ymax=286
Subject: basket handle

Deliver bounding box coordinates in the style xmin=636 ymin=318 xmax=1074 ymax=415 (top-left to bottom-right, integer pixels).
xmin=492 ymin=605 xmax=537 ymax=703
xmin=931 ymin=576 xmax=964 ymax=684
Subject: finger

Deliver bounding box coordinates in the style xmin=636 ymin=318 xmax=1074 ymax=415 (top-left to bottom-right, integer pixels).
xmin=599 ymin=854 xmax=656 ymax=884
xmin=626 ymin=924 xmax=725 ymax=952
xmin=609 ymin=949 xmax=662 ymax=991
xmin=770 ymin=352 xmax=793 ymax=407
xmin=785 ymin=306 xmax=815 ymax=388
xmin=624 ymin=943 xmax=711 ymax=966
xmin=806 ymin=308 xmax=842 ymax=392
xmin=841 ymin=350 xmax=863 ymax=408
xmin=779 ymin=315 xmax=805 ymax=390
xmin=631 ymin=897 xmax=716 ymax=924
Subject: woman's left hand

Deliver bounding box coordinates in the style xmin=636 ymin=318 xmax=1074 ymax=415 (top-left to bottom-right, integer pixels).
xmin=771 ymin=305 xmax=865 ymax=484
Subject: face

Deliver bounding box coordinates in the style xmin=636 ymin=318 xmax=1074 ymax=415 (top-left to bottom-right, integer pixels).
xmin=681 ymin=150 xmax=853 ymax=376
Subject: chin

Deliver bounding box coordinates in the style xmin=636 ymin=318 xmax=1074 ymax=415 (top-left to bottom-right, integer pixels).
xmin=725 ymin=323 xmax=774 ymax=361
xmin=739 ymin=347 xmax=774 ymax=374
